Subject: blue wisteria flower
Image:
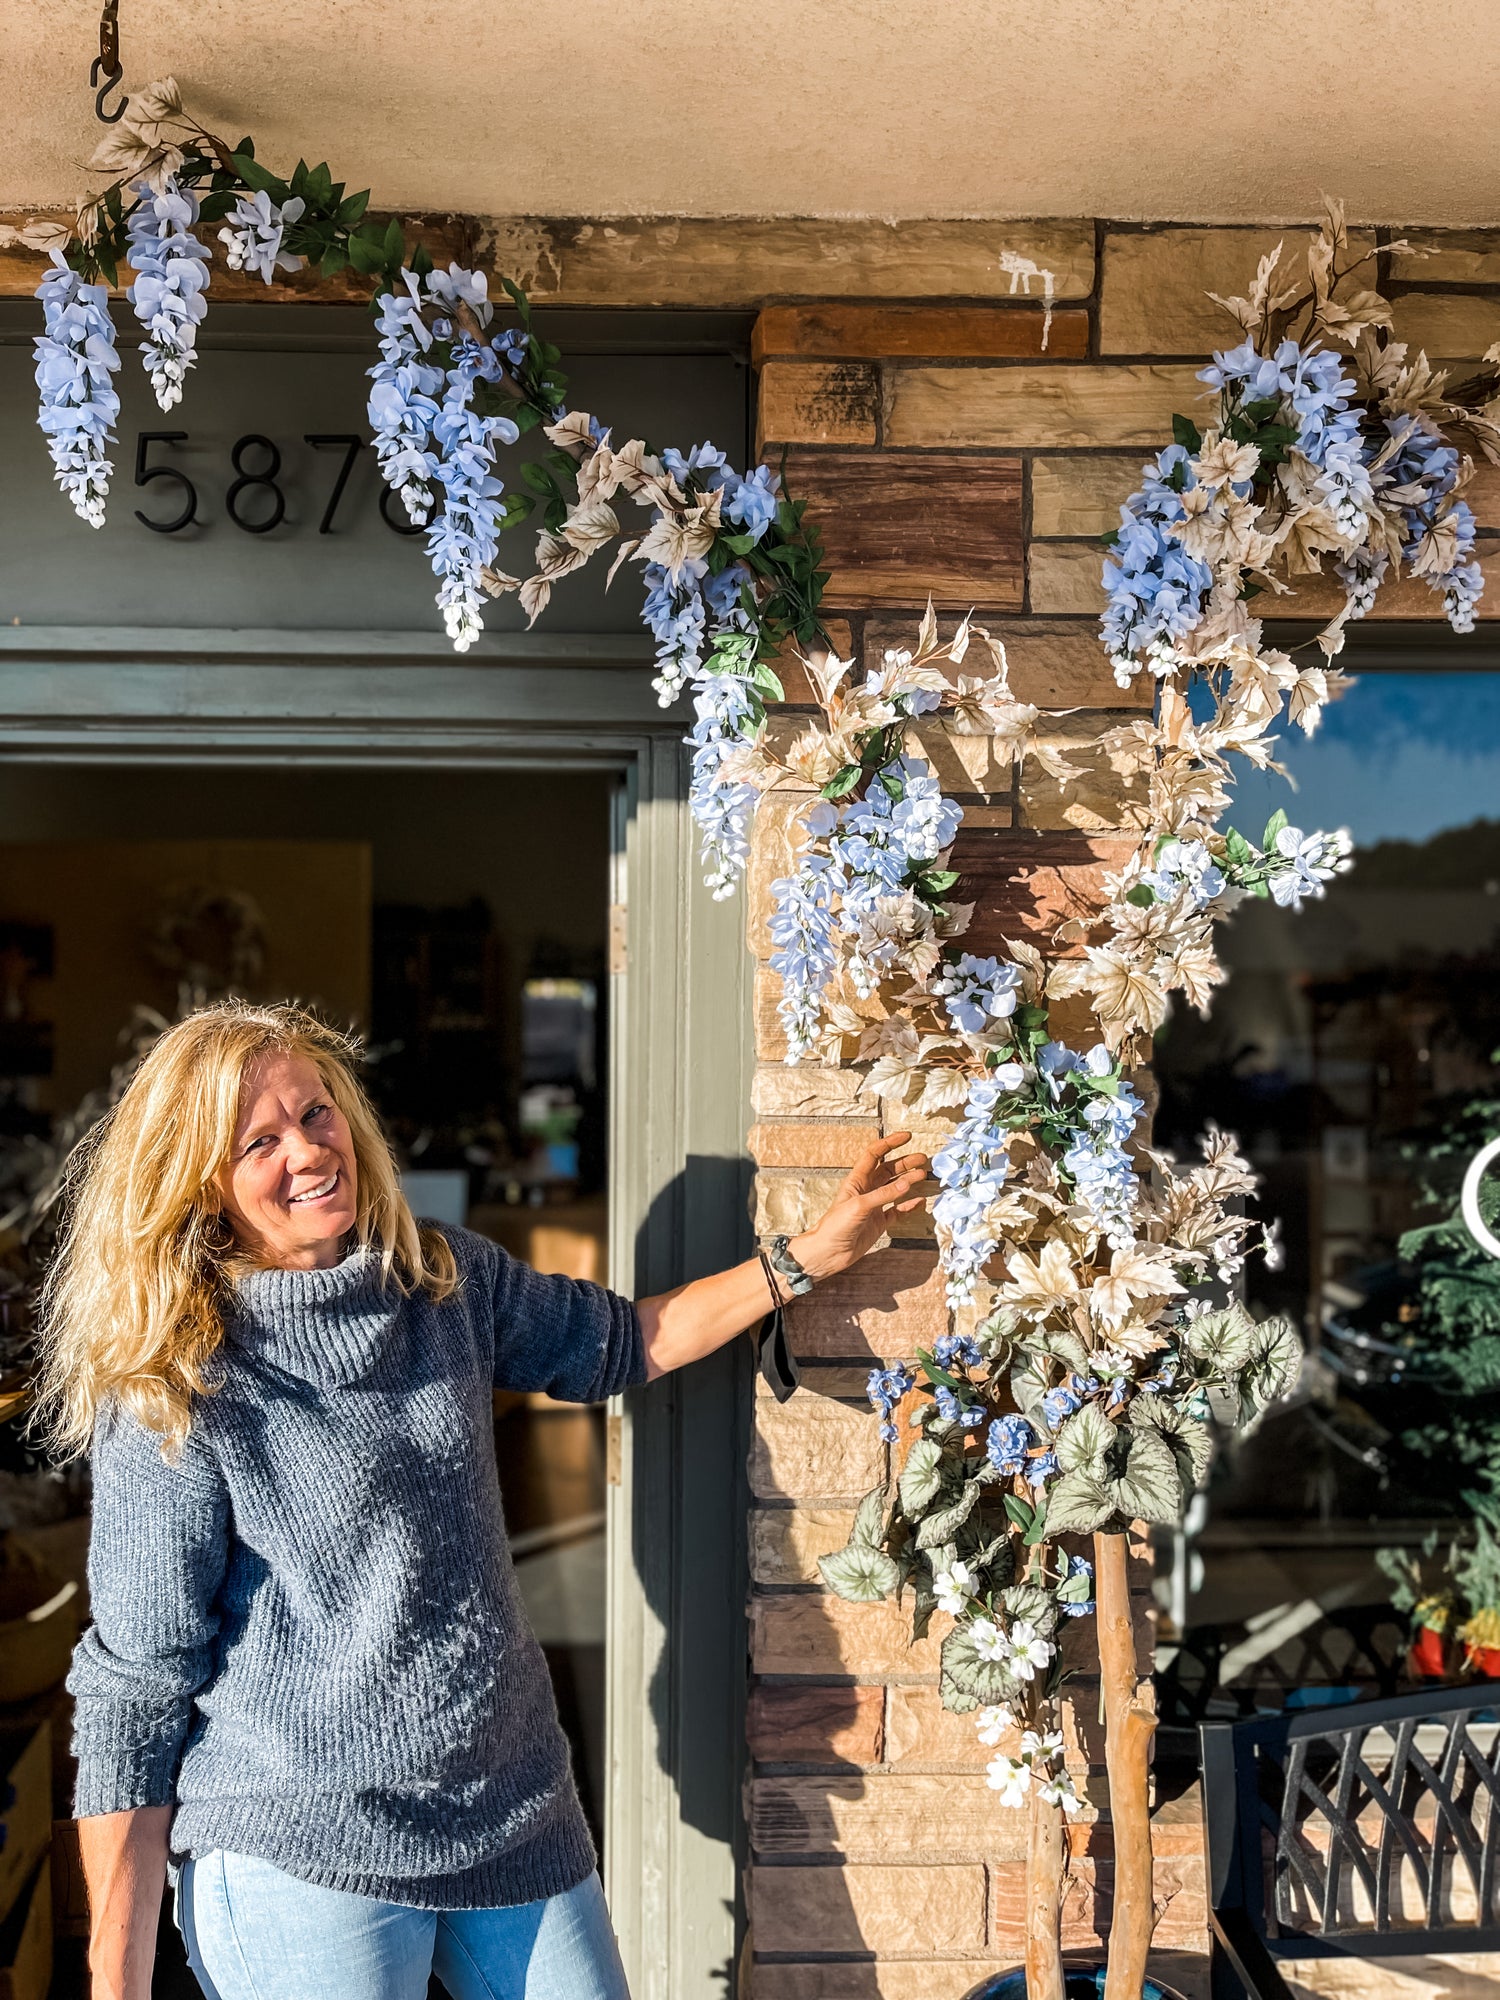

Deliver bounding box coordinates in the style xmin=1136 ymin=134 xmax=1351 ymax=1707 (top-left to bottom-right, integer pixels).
xmin=934 ymin=1332 xmax=984 ymax=1371
xmin=932 ymin=954 xmax=1026 ymax=1036
xmin=687 ymin=669 xmax=764 ymax=898
xmin=987 ymin=1412 xmax=1034 ymax=1477
xmin=1101 ymin=444 xmax=1214 ymax=681
xmin=126 ymin=177 xmax=212 ymax=412
xmin=934 ymin=1385 xmax=985 ymax=1430
xmin=1138 ymin=837 xmax=1225 ymax=910
xmin=33 ymin=254 xmax=120 ymax=528
xmin=867 ymin=1364 xmax=915 ymax=1444
xmin=769 ymin=837 xmax=843 ymax=1056
xmin=367 ymin=272 xmax=444 ymax=526
xmin=425 ymin=350 xmax=519 ymax=651
xmin=217 ymin=189 xmax=306 ymax=283
xmin=726 ymin=465 xmax=780 ymax=544
xmin=1267 ymin=825 xmax=1354 ymax=908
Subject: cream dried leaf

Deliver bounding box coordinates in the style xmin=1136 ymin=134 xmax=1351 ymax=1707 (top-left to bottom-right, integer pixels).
xmin=560 ymin=498 xmax=621 ymax=555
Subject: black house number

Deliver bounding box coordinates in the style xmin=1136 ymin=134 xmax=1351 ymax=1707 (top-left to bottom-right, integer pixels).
xmin=131 ymin=431 xmax=424 ymax=538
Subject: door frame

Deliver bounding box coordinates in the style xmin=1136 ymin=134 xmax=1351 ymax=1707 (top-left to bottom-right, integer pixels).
xmin=0 ymin=630 xmax=755 ymax=1999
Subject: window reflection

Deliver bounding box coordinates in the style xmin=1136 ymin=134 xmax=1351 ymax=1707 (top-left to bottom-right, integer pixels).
xmin=1152 ymin=669 xmax=1500 ymax=1723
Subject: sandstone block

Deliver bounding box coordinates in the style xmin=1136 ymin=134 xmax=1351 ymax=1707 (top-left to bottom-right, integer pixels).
xmin=1032 ymin=455 xmax=1147 ymax=538
xmin=750 ymin=1122 xmax=879 ymax=1171
xmin=760 ymin=363 xmax=882 ymax=448
xmin=752 ymin=1773 xmax=1029 ymax=1862
xmin=1099 ymin=226 xmax=1371 ymax=357
xmin=756 ymin=1170 xmax=850 ymax=1237
xmin=747 ymin=788 xmax=820 ymax=951
xmin=751 ymin=1507 xmax=858 ymax=1588
xmin=1017 ymin=711 xmax=1146 ymax=832
xmin=885 ymin=364 xmax=1205 ymax=451
xmin=1390 ymin=230 xmax=1500 ymax=285
xmin=753 ymin=1066 xmax=868 ymax=1119
xmin=475 ymin=217 xmax=1095 ymax=308
xmin=750 ymin=1391 xmax=884 ymax=1502
xmin=990 ymin=1853 xmax=1208 ymax=1954
xmin=1030 ymin=541 xmax=1108 ymax=617
xmin=753 ymin=303 xmax=1090 ymax=363
xmin=771 ymin=620 xmax=858 ymax=706
xmin=747 ymin=1681 xmax=884 ymax=1765
xmin=748 ymin=1861 xmax=988 ymax=1957
xmin=883 ymin=1683 xmax=1101 ymax=1772
xmin=756 ymin=965 xmax=790 ymax=1061
xmin=863 ymin=616 xmax=1151 ymax=711
xmin=750 ymin=1593 xmax=943 ymax=1678
xmin=784 ymin=1249 xmax=946 ymax=1359
xmin=950 ymin=830 xmax=1138 ymax=958
xmin=1388 ymin=290 xmax=1500 ymax=361
xmin=781 ymin=453 xmax=1024 ymax=609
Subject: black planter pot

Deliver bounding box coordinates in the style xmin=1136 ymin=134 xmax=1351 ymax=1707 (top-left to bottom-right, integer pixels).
xmin=962 ymin=1970 xmax=1188 ymax=2000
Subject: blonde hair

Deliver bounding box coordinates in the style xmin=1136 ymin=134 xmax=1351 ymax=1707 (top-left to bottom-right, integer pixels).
xmin=30 ymin=1000 xmax=457 ymax=1464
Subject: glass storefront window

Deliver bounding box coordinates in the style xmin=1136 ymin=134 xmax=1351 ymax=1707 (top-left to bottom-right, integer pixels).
xmin=1153 ymin=668 xmax=1500 ymax=1721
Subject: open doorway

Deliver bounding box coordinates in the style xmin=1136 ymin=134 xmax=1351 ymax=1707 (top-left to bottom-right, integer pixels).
xmin=0 ymin=761 xmax=620 ymax=1917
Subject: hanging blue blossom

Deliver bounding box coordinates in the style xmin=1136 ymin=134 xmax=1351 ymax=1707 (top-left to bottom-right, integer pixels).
xmin=32 ymin=254 xmax=121 ymax=529
xmin=217 ymin=189 xmax=307 ymax=283
xmin=125 ymin=177 xmax=212 ymax=412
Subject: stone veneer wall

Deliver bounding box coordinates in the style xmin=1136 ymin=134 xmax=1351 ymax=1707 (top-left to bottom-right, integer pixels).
xmin=737 ymin=223 xmax=1500 ymax=2000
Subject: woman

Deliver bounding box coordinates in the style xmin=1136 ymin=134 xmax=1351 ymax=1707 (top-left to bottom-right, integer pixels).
xmin=32 ymin=1000 xmax=928 ymax=2000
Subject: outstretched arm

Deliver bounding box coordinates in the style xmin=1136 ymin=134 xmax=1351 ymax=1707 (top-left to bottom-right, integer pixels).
xmin=636 ymin=1133 xmax=930 ymax=1381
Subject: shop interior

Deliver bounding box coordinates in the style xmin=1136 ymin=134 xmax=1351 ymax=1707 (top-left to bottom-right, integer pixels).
xmin=1150 ymin=665 xmax=1500 ymax=1741
xmin=0 ymin=761 xmax=617 ymax=1970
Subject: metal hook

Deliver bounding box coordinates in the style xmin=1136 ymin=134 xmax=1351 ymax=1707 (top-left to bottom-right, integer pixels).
xmin=91 ymin=56 xmax=127 ymax=123
xmin=91 ymin=0 xmax=128 ymax=123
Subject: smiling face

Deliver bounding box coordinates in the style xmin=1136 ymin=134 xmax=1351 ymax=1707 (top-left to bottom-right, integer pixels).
xmin=217 ymin=1051 xmax=360 ymax=1270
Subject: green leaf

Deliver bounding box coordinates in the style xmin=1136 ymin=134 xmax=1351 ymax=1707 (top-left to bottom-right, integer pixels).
xmin=337 ymin=189 xmax=371 ymax=225
xmin=819 ymin=1542 xmax=899 ymax=1603
xmin=1262 ymin=807 xmax=1289 ymax=852
xmin=939 ymin=1623 xmax=1018 ymax=1712
xmin=1222 ymin=826 xmax=1256 ymax=867
xmin=1238 ymin=1315 xmax=1303 ymax=1419
xmin=1181 ymin=1301 xmax=1258 ymax=1373
xmin=920 ymin=869 xmax=960 ymax=894
xmin=231 ymin=150 xmax=286 ymax=198
xmin=916 ymin=1481 xmax=981 ymax=1550
xmin=898 ymin=1438 xmax=945 ymax=1515
xmin=1002 ymin=1494 xmax=1035 ymax=1534
xmin=997 ymin=1583 xmax=1056 ymax=1632
xmin=1129 ymin=1399 xmax=1212 ymax=1494
xmin=1126 ymin=884 xmax=1157 ymax=908
xmin=749 ymin=661 xmax=786 ymax=702
xmin=1172 ymin=414 xmax=1203 ymax=453
xmin=820 ymin=765 xmax=863 ymax=801
xmin=319 ymin=243 xmax=349 ymax=279
xmin=346 ymin=233 xmax=386 ymax=276
xmin=1043 ymin=1469 xmax=1117 ymax=1536
xmin=1111 ymin=1429 xmax=1186 ymax=1526
xmin=851 ymin=1484 xmax=888 ymax=1552
xmin=1056 ymin=1404 xmax=1116 ymax=1479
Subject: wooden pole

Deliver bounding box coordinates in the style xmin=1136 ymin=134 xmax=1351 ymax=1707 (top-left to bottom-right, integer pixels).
xmin=1095 ymin=1529 xmax=1157 ymax=2000
xmin=1024 ymin=1776 xmax=1066 ymax=2000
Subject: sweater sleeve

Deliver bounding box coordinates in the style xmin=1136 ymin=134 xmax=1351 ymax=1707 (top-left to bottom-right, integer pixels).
xmin=482 ymin=1236 xmax=646 ymax=1402
xmin=67 ymin=1399 xmax=230 ymax=1818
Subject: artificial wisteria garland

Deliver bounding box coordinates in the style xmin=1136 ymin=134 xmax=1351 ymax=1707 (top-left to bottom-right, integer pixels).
xmin=24 ymin=78 xmax=824 ymax=902
xmin=27 ymin=119 xmax=1500 ymax=1996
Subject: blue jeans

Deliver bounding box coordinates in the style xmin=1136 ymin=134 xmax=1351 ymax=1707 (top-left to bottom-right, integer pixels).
xmin=174 ymin=1849 xmax=632 ymax=2000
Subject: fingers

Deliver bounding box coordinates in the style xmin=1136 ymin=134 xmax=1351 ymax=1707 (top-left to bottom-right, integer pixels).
xmin=859 ymin=1162 xmax=931 ymax=1214
xmin=844 ymin=1131 xmax=918 ymax=1192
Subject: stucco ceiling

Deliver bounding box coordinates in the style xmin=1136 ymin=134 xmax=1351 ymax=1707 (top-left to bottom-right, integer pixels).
xmin=8 ymin=0 xmax=1500 ymax=225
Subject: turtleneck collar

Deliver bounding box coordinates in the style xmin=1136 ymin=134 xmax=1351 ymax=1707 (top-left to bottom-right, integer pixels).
xmin=226 ymin=1242 xmax=401 ymax=1389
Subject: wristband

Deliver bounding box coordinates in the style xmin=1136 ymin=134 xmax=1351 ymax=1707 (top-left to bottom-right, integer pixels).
xmin=763 ymin=1233 xmax=816 ymax=1297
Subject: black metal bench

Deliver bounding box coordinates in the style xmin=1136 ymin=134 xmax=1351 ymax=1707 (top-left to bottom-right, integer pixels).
xmin=1201 ymin=1682 xmax=1500 ymax=1998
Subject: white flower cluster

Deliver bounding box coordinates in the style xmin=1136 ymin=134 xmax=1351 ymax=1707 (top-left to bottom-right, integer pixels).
xmin=978 ymin=1707 xmax=1085 ymax=1815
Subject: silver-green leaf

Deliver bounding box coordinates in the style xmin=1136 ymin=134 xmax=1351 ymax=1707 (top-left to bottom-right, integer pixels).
xmin=819 ymin=1542 xmax=900 ymax=1603
xmin=1056 ymin=1403 xmax=1116 ymax=1478
xmin=915 ymin=1479 xmax=981 ymax=1550
xmin=1043 ymin=1468 xmax=1118 ymax=1536
xmin=898 ymin=1438 xmax=945 ymax=1514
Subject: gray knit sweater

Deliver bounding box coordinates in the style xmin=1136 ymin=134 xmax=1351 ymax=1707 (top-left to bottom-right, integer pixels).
xmin=66 ymin=1223 xmax=644 ymax=1909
